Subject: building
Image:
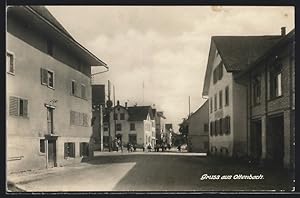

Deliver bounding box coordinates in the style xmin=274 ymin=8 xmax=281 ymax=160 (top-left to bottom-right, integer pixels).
xmin=202 ymin=30 xmax=283 ymax=158
xmin=234 ymin=28 xmax=295 ymax=168
xmin=6 ymin=6 xmax=107 ymax=173
xmin=103 ymin=102 xmax=156 ymax=149
xmin=186 ymin=101 xmax=209 ymax=153
xmin=164 ymin=123 xmax=173 ymax=146
xmin=153 ymin=109 xmax=166 ymax=143
xmin=91 ymin=84 xmax=106 ymax=151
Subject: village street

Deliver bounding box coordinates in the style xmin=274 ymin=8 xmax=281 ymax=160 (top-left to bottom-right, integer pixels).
xmin=8 ymin=152 xmax=293 ymax=192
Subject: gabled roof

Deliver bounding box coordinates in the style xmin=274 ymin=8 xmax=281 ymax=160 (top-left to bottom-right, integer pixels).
xmin=8 ymin=6 xmax=107 ymax=68
xmin=202 ymin=34 xmax=282 ymax=96
xmin=29 ymin=6 xmax=74 ymax=40
xmin=235 ymin=29 xmax=295 ymax=78
xmin=127 ymin=106 xmax=153 ymax=121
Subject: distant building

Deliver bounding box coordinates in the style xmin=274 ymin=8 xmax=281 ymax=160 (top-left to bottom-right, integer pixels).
xmin=234 ymin=28 xmax=295 ymax=168
xmin=165 ymin=123 xmax=173 ymax=146
xmin=104 ymin=102 xmax=156 ymax=149
xmin=186 ymin=101 xmax=209 ymax=153
xmin=6 ymin=6 xmax=107 ymax=172
xmin=202 ymin=30 xmax=282 ymax=158
xmin=153 ymin=109 xmax=166 ymax=143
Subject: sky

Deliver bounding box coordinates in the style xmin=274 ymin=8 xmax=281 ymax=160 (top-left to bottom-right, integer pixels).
xmin=47 ymin=6 xmax=294 ymax=132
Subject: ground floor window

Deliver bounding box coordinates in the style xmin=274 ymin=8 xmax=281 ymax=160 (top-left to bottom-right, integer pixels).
xmin=80 ymin=142 xmax=89 ymax=157
xmin=64 ymin=142 xmax=75 ymax=158
xmin=40 ymin=139 xmax=45 ymax=153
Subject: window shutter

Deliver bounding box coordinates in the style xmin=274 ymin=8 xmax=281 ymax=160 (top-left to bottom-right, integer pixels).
xmin=83 ymin=113 xmax=88 ymax=127
xmin=23 ymin=99 xmax=28 ymax=117
xmin=64 ymin=143 xmax=68 ymax=158
xmin=9 ymin=96 xmax=19 ymax=116
xmin=75 ymin=82 xmax=80 ymax=97
xmin=70 ymin=111 xmax=75 ymax=125
xmin=81 ymin=84 xmax=86 ymax=99
xmin=41 ymin=68 xmax=48 ymax=85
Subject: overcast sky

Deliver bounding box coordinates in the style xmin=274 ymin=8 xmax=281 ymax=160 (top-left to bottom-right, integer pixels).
xmin=47 ymin=6 xmax=294 ymax=132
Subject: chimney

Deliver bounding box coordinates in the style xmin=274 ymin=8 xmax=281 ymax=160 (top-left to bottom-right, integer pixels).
xmin=117 ymin=100 xmax=120 ymax=106
xmin=281 ymin=27 xmax=286 ymax=36
xmin=125 ymin=102 xmax=127 ymax=108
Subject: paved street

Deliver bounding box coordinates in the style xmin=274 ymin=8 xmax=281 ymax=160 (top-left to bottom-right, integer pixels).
xmin=8 ymin=152 xmax=294 ymax=192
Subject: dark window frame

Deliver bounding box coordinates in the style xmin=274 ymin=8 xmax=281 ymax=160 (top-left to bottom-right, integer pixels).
xmin=252 ymin=74 xmax=261 ymax=105
xmin=225 ymin=86 xmax=229 ymax=106
xmin=219 ymin=90 xmax=223 ymax=109
xmin=116 ymin=123 xmax=122 ymax=131
xmin=120 ymin=113 xmax=125 ymax=120
xmin=269 ymin=62 xmax=283 ymax=99
xmin=130 ymin=123 xmax=136 ymax=131
xmin=40 ymin=139 xmax=45 ymax=154
xmin=6 ymin=51 xmax=15 ymax=75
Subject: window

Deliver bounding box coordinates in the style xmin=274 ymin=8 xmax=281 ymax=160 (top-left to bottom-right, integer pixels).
xmin=128 ymin=134 xmax=137 ymax=144
xmin=204 ymin=123 xmax=209 ymax=132
xmin=219 ymin=90 xmax=223 ymax=109
xmin=9 ymin=96 xmax=28 ymax=117
xmin=120 ymin=113 xmax=125 ymax=120
xmin=81 ymin=84 xmax=86 ymax=99
xmin=47 ymin=40 xmax=53 ymax=56
xmin=213 ymin=69 xmax=217 ymax=84
xmin=80 ymin=142 xmax=89 ymax=157
xmin=219 ymin=118 xmax=223 ymax=135
xmin=40 ymin=139 xmax=45 ymax=153
xmin=6 ymin=51 xmax=15 ymax=74
xmin=71 ymin=81 xmax=76 ymax=95
xmin=64 ymin=142 xmax=75 ymax=158
xmin=114 ymin=113 xmax=118 ymax=120
xmin=210 ymin=122 xmax=213 ymax=136
xmin=47 ymin=107 xmax=54 ymax=134
xmin=252 ymin=75 xmax=261 ymax=105
xmin=214 ymin=94 xmax=217 ymax=111
xmin=130 ymin=123 xmax=136 ymax=131
xmin=116 ymin=123 xmax=122 ymax=131
xmin=213 ymin=62 xmax=223 ymax=84
xmin=41 ymin=68 xmax=55 ymax=89
xmin=270 ymin=63 xmax=282 ymax=99
xmin=224 ymin=116 xmax=231 ymax=135
xmin=209 ymin=98 xmax=212 ymax=113
xmin=216 ymin=120 xmax=220 ymax=135
xmin=104 ymin=125 xmax=108 ymax=131
xmin=214 ymin=121 xmax=217 ymax=136
xmin=218 ymin=63 xmax=223 ymax=80
xmin=225 ymin=86 xmax=229 ymax=106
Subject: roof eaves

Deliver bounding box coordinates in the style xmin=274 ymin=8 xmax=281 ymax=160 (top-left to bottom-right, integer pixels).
xmin=25 ymin=6 xmax=108 ymax=68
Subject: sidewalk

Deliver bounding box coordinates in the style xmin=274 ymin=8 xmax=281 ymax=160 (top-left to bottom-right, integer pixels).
xmin=94 ymin=150 xmax=207 ymax=157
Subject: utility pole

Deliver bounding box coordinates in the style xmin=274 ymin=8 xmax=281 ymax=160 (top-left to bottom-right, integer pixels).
xmin=107 ymin=80 xmax=112 ymax=152
xmin=99 ymin=104 xmax=103 ymax=151
xmin=188 ymin=96 xmax=191 ymax=117
xmin=113 ymin=85 xmax=116 ymax=138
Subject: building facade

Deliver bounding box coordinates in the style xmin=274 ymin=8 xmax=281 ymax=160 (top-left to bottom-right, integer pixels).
xmin=202 ymin=32 xmax=283 ymax=158
xmin=103 ymin=102 xmax=156 ymax=149
xmin=6 ymin=6 xmax=107 ymax=173
xmin=186 ymin=101 xmax=209 ymax=153
xmin=234 ymin=29 xmax=295 ymax=168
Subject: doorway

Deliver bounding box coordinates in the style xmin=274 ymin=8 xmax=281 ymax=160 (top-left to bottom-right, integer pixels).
xmin=267 ymin=114 xmax=284 ymax=167
xmin=250 ymin=120 xmax=262 ymax=161
xmin=48 ymin=139 xmax=57 ymax=168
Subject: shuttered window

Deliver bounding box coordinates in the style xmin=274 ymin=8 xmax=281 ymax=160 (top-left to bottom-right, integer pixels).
xmin=224 ymin=116 xmax=231 ymax=135
xmin=9 ymin=96 xmax=28 ymax=117
xmin=41 ymin=68 xmax=55 ymax=89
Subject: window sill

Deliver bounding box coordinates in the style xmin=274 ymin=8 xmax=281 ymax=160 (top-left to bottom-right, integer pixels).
xmin=252 ymin=103 xmax=261 ymax=107
xmin=71 ymin=94 xmax=88 ymax=101
xmin=7 ymin=71 xmax=15 ymax=76
xmin=39 ymin=152 xmax=46 ymax=156
xmin=268 ymin=95 xmax=283 ymax=102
